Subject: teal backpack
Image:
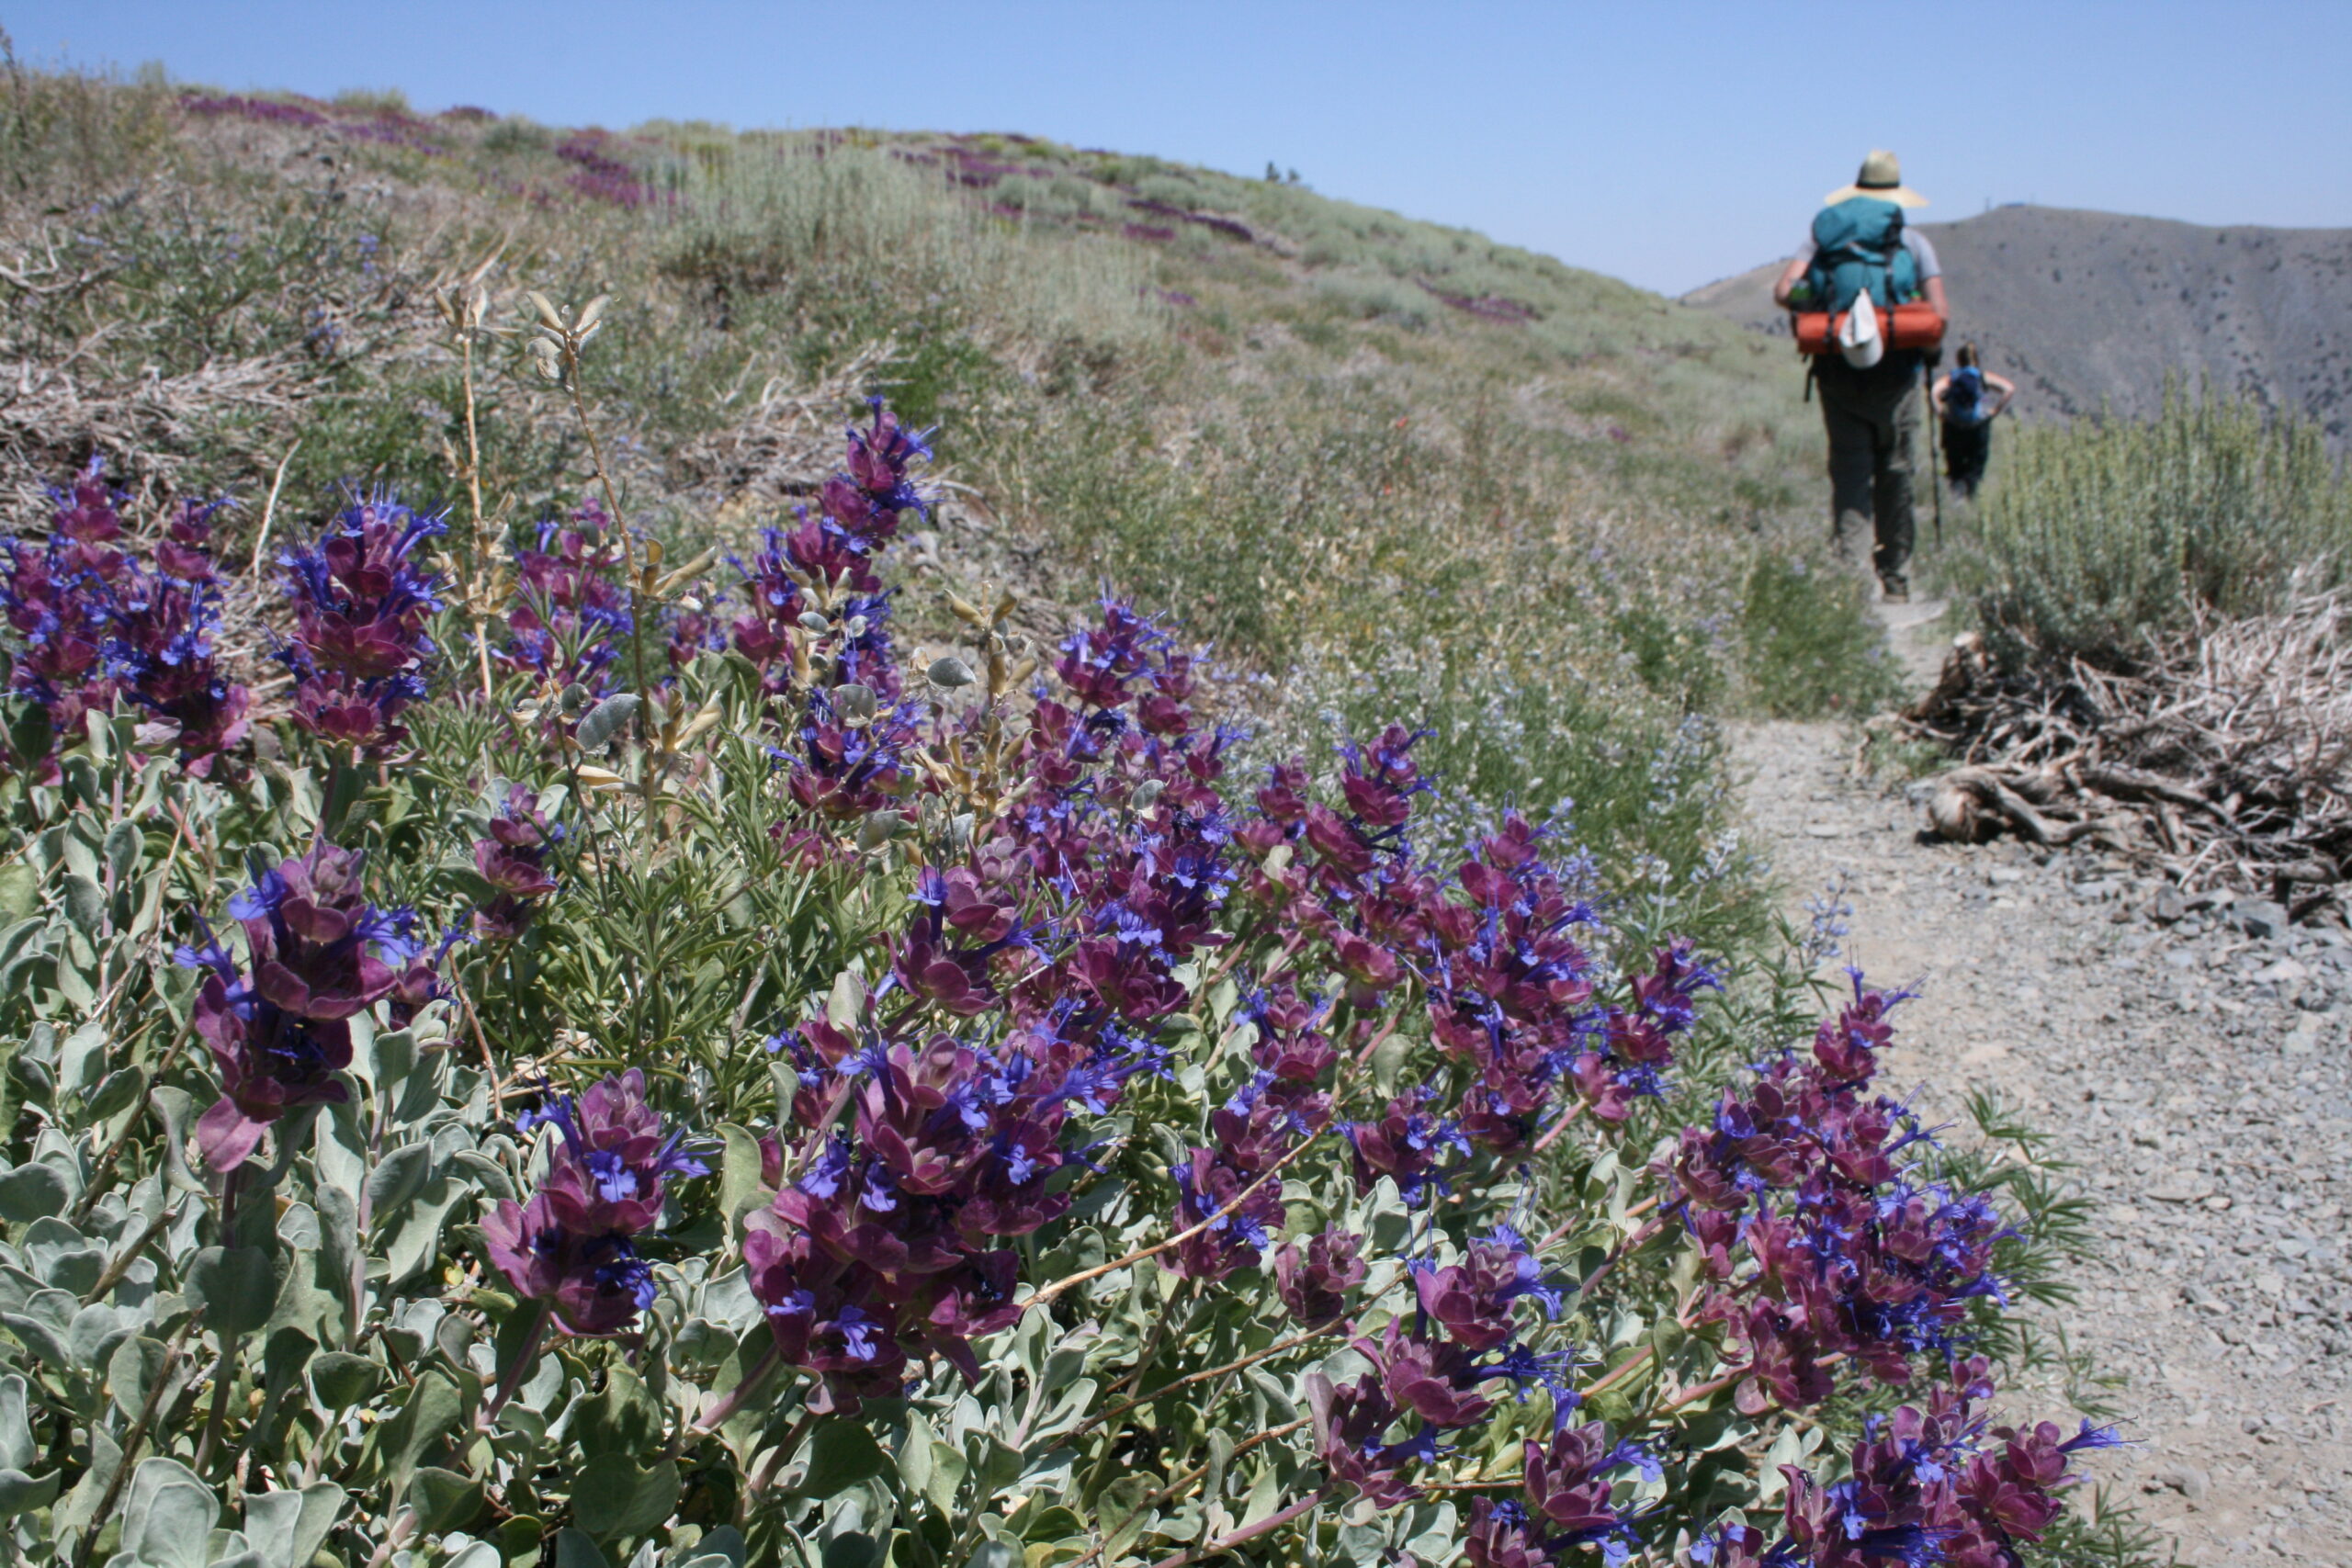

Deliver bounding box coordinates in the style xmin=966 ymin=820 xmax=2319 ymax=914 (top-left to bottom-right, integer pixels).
xmin=1804 ymin=197 xmax=1921 ymax=312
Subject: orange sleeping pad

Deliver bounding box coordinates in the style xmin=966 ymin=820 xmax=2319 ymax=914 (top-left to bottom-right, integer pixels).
xmin=1792 ymin=302 xmax=1946 ymax=355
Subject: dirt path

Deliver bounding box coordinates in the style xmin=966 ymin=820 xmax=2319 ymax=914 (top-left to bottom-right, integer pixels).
xmin=1728 ymin=604 xmax=2352 ymax=1564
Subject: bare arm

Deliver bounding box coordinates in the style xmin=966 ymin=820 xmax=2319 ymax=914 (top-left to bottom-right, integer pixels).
xmin=1929 ymin=373 xmax=1951 ymax=415
xmin=1984 ymin=371 xmax=2016 ymax=415
xmin=1770 ymin=255 xmax=1809 ymax=310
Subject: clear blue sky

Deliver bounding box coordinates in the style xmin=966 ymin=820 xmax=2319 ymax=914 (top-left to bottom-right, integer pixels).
xmin=8 ymin=1 xmax=2346 ymax=295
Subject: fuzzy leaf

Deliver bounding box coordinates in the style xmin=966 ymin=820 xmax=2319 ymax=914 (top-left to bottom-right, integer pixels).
xmin=308 ymin=1350 xmax=381 ymax=1411
xmin=187 ymin=1247 xmax=277 ymax=1337
xmin=85 ymin=1065 xmax=146 ymax=1126
xmin=0 ymin=1376 xmax=31 ymax=1471
xmin=383 ymin=1170 xmax=465 ymax=1287
xmin=826 ymin=967 xmax=865 ymax=1032
xmin=571 ymin=1454 xmax=680 ymax=1541
xmin=0 ymin=1162 xmax=70 ymax=1224
xmin=576 ymin=693 xmax=641 ymax=753
xmin=822 ymin=1533 xmax=881 ymax=1568
xmin=1 ymin=1292 xmax=75 ymax=1367
xmin=679 ymin=1526 xmax=747 ymax=1567
xmin=552 ymin=1529 xmax=613 ymax=1568
xmin=574 ymin=1363 xmax=664 ymax=1460
xmin=102 ymin=819 xmax=141 ymax=886
xmin=146 ymin=1087 xmax=208 ymax=1195
xmin=364 ymin=1142 xmax=434 ymax=1231
xmin=0 ymin=864 xmax=37 ymax=924
xmin=410 ymin=1465 xmax=486 ymax=1535
xmin=107 ymin=1335 xmax=171 ymax=1422
xmin=717 ymin=1123 xmax=765 ymax=1227
xmin=922 ymin=1437 xmax=966 ymax=1515
xmin=361 ymin=1367 xmax=465 ymax=1501
xmin=897 ymin=1414 xmax=935 ymax=1499
xmin=241 ymin=1484 xmax=345 ymax=1568
xmin=116 ymin=1456 xmax=219 ymax=1568
xmin=0 ymin=1467 xmax=57 ymax=1517
xmin=61 ymin=872 xmax=104 ymax=934
xmin=796 ymin=1419 xmax=888 ymax=1499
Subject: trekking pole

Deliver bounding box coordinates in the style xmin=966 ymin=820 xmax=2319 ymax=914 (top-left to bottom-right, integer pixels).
xmin=1924 ymin=354 xmax=1943 ymax=550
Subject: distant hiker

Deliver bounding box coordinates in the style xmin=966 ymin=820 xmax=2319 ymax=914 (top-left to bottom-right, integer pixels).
xmin=1931 ymin=344 xmax=2015 ymax=499
xmin=1773 ymin=150 xmax=1949 ymax=604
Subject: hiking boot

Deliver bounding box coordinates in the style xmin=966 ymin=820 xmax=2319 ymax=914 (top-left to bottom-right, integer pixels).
xmin=1880 ymin=576 xmax=1910 ymax=604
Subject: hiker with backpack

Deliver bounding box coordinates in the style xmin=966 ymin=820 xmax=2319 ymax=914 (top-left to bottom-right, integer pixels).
xmin=1932 ymin=344 xmax=2014 ymax=500
xmin=1771 ymin=150 xmax=1948 ymax=604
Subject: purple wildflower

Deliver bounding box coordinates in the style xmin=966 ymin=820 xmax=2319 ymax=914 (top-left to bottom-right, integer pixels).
xmin=173 ymin=842 xmax=406 ymax=1169
xmin=1273 ymin=1227 xmax=1366 ymax=1325
xmin=481 ymin=1070 xmax=708 ymax=1336
xmin=473 ymin=787 xmax=560 ymax=940
xmin=277 ymin=489 xmax=446 ymax=752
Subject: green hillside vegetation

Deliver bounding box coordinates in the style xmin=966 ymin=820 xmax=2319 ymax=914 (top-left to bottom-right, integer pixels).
xmin=0 ymin=67 xmax=1893 ymax=893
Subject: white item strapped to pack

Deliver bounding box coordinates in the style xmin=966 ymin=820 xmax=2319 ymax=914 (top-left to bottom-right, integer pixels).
xmin=1836 ymin=291 xmax=1883 ymax=368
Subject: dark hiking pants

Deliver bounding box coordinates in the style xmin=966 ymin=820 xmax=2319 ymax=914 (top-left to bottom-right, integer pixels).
xmin=1815 ymin=356 xmax=1920 ymax=586
xmin=1943 ymin=418 xmax=1991 ymax=498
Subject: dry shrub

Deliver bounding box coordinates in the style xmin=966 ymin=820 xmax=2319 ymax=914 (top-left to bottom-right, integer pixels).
xmin=1903 ymin=589 xmax=2352 ymax=913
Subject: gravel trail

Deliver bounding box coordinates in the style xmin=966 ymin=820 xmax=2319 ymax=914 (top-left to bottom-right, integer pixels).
xmin=1732 ymin=694 xmax=2352 ymax=1563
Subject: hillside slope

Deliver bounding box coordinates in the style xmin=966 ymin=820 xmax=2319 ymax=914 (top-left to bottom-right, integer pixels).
xmin=1 ymin=80 xmax=1895 ymax=728
xmin=1683 ymin=205 xmax=2352 ymax=443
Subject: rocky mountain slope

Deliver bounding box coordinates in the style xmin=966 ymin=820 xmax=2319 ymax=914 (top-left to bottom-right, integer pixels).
xmin=1683 ymin=205 xmax=2352 ymax=444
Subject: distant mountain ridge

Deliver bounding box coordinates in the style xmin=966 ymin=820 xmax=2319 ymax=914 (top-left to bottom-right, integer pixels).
xmin=1680 ymin=205 xmax=2352 ymax=445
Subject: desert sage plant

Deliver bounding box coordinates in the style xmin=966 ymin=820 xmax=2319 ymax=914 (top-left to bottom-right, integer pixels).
xmin=0 ymin=309 xmax=2123 ymax=1568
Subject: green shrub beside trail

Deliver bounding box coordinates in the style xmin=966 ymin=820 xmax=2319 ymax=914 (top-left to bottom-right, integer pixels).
xmin=1953 ymin=388 xmax=2352 ymax=670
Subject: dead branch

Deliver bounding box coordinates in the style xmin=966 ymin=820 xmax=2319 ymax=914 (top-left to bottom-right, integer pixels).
xmin=1899 ymin=593 xmax=2352 ymax=919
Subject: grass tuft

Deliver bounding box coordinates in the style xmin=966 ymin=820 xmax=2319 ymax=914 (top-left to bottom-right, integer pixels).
xmin=1738 ymin=549 xmax=1905 ymax=716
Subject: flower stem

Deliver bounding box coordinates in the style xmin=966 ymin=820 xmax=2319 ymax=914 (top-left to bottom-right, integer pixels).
xmin=691 ymin=1340 xmax=784 ymax=1438
xmin=1148 ymin=1484 xmax=1329 ymax=1568
xmin=1073 ymin=1324 xmax=1325 ymax=1442
xmin=1025 ymin=1134 xmax=1319 ymax=1311
xmin=70 ymin=1314 xmax=196 ymax=1568
xmin=1065 ymin=1418 xmax=1313 ymax=1568
xmin=478 ymin=1302 xmax=553 ymax=1431
xmin=560 ymin=343 xmax=660 ymax=829
xmin=458 ymin=330 xmax=495 ymax=704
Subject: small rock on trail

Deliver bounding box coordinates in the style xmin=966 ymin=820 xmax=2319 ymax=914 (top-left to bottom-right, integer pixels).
xmin=1734 ymin=717 xmax=2352 ymax=1565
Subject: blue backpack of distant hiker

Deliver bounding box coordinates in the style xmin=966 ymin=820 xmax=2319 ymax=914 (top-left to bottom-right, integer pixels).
xmin=1804 ymin=197 xmax=1921 ymax=312
xmin=1945 ymin=365 xmax=1988 ymax=424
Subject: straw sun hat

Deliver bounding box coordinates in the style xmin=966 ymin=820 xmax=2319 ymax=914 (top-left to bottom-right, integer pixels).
xmin=1825 ymin=149 xmax=1928 ymax=209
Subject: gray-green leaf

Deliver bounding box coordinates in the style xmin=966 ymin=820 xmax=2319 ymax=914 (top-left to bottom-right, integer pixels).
xmin=0 ymin=1467 xmax=58 ymax=1517
xmin=0 ymin=863 xmax=37 ymax=924
xmin=410 ymin=1465 xmax=486 ymax=1534
xmin=107 ymin=1336 xmax=175 ymax=1423
xmin=0 ymin=1376 xmax=32 ymax=1471
xmin=571 ymin=1454 xmax=680 ymax=1541
xmin=241 ymin=1484 xmax=345 ymax=1568
xmin=553 ymin=1529 xmax=614 ymax=1568
xmin=0 ymin=1162 xmax=71 ymax=1224
xmin=795 ymin=1420 xmax=887 ymax=1499
xmin=116 ymin=1456 xmax=219 ymax=1568
xmin=102 ymin=820 xmax=141 ymax=886
xmin=61 ymin=872 xmax=104 ymax=934
xmin=308 ymin=1350 xmax=382 ymax=1412
xmin=187 ymin=1247 xmax=277 ymax=1337
xmin=576 ymin=693 xmax=641 ymax=753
